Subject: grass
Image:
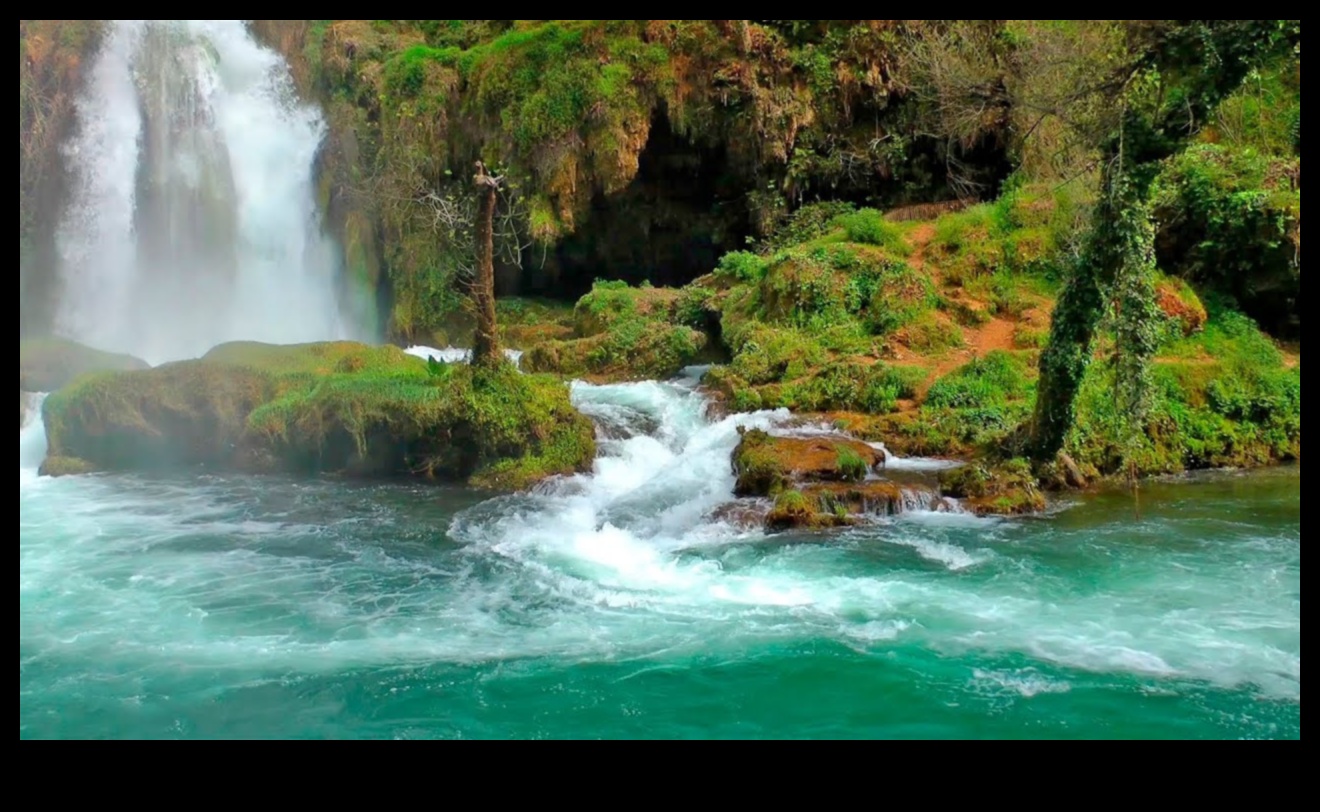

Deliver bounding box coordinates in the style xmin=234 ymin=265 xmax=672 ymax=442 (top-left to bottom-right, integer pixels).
xmin=835 ymin=446 xmax=870 ymax=482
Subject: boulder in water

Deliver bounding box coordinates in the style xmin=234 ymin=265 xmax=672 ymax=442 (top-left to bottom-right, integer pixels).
xmin=41 ymin=341 xmax=596 ymax=488
xmin=20 ymin=338 xmax=149 ymax=393
xmin=731 ymin=428 xmax=885 ymax=497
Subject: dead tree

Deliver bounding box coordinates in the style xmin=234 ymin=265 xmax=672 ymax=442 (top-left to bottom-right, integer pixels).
xmin=472 ymin=161 xmax=502 ymax=366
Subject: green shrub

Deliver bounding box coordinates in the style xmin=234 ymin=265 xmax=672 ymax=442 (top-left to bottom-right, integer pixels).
xmin=925 ymin=351 xmax=1032 ymax=409
xmin=760 ymin=201 xmax=857 ymax=252
xmin=835 ymin=446 xmax=870 ymax=482
xmin=716 ymin=251 xmax=771 ymax=284
xmin=834 ymin=209 xmax=912 ymax=255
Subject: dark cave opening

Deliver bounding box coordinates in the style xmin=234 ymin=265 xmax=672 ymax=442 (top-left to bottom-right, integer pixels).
xmin=517 ymin=111 xmax=753 ymax=301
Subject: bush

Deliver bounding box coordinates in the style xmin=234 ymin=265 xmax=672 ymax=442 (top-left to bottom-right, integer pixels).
xmin=835 ymin=446 xmax=870 ymax=482
xmin=759 ymin=201 xmax=856 ymax=252
xmin=834 ymin=209 xmax=912 ymax=255
xmin=925 ymin=351 xmax=1032 ymax=409
xmin=716 ymin=251 xmax=770 ymax=284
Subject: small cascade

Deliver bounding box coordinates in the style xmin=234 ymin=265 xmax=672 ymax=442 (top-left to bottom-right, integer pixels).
xmin=20 ymin=394 xmax=50 ymax=476
xmin=404 ymin=346 xmax=525 ymax=368
xmin=898 ymin=487 xmax=963 ymax=515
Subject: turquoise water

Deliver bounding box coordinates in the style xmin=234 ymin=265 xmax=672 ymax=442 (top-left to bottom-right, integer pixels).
xmin=19 ymin=381 xmax=1300 ymax=740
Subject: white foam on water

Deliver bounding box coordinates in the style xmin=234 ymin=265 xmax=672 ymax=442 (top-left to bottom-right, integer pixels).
xmin=972 ymin=668 xmax=1073 ymax=698
xmin=20 ymin=394 xmax=50 ymax=485
xmin=404 ymin=345 xmax=525 ymax=367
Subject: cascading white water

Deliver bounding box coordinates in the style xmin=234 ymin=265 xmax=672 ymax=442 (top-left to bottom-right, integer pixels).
xmin=55 ymin=20 xmax=359 ymax=364
xmin=20 ymin=394 xmax=49 ymax=484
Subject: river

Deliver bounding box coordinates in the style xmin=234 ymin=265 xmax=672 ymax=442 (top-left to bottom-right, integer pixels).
xmin=19 ymin=375 xmax=1301 ymax=739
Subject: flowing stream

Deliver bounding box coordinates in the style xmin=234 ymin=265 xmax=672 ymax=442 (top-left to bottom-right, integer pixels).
xmin=19 ymin=373 xmax=1301 ymax=739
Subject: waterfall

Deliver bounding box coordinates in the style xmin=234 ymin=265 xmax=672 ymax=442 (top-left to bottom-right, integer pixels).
xmin=55 ymin=20 xmax=361 ymax=365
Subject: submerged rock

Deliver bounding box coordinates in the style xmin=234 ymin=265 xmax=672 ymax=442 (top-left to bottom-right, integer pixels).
xmin=41 ymin=341 xmax=596 ymax=489
xmin=20 ymin=338 xmax=149 ymax=393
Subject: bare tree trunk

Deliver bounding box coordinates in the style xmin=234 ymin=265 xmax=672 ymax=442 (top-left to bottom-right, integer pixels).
xmin=472 ymin=161 xmax=501 ymax=367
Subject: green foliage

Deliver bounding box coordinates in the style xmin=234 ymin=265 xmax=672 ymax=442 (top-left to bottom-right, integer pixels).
xmin=833 ymin=209 xmax=912 ymax=255
xmin=926 ymin=351 xmax=1032 ymax=409
xmin=1067 ymin=308 xmax=1299 ymax=474
xmin=759 ymin=201 xmax=857 ymax=253
xmin=1206 ymin=64 xmax=1301 ymax=155
xmin=1152 ymin=144 xmax=1299 ymax=331
xmin=716 ymin=251 xmax=770 ymax=284
xmin=760 ymin=246 xmax=937 ymax=337
xmin=1288 ymin=104 xmax=1301 ymax=154
xmin=525 ymin=281 xmax=709 ymax=381
xmin=835 ymin=446 xmax=870 ymax=483
xmin=674 ymin=286 xmax=718 ymax=331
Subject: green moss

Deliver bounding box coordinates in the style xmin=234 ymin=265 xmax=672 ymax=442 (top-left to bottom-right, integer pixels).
xmin=939 ymin=459 xmax=1046 ymax=516
xmin=766 ymin=490 xmax=820 ymax=530
xmin=42 ymin=342 xmax=595 ymax=489
xmin=526 ymin=322 xmax=707 ymax=382
xmin=833 ymin=209 xmax=913 ymax=255
xmin=20 ymin=338 xmax=149 ymax=393
xmin=732 ymin=428 xmax=791 ymax=497
xmin=37 ymin=456 xmax=97 ymax=478
xmin=835 ymin=446 xmax=869 ymax=483
xmin=523 ymin=281 xmax=715 ymax=382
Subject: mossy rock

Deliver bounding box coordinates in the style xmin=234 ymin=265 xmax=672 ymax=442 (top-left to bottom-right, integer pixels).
xmin=20 ymin=338 xmax=149 ymax=393
xmin=42 ymin=341 xmax=596 ymax=489
xmin=524 ymin=322 xmax=708 ymax=383
xmin=38 ymin=455 xmax=97 ymax=478
xmin=803 ymin=481 xmax=912 ymax=518
xmin=766 ymin=489 xmax=856 ymax=531
xmin=731 ymin=428 xmax=885 ymax=497
xmin=572 ymin=283 xmax=683 ymax=338
xmin=939 ymin=460 xmax=1046 ymax=516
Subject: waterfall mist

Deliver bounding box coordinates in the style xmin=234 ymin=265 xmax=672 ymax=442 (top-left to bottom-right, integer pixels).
xmin=54 ymin=20 xmax=365 ymax=364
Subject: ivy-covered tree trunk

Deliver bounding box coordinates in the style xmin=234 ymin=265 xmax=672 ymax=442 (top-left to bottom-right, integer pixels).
xmin=472 ymin=162 xmax=501 ymax=367
xmin=1029 ymin=20 xmax=1299 ymax=463
xmin=1030 ymin=159 xmax=1159 ymax=462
